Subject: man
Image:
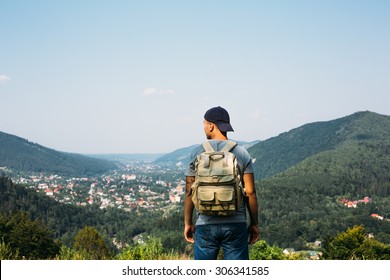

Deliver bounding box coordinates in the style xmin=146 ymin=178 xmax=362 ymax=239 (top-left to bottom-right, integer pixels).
xmin=184 ymin=106 xmax=259 ymax=260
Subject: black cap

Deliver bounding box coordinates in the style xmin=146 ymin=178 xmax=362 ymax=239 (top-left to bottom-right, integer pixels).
xmin=204 ymin=106 xmax=234 ymax=132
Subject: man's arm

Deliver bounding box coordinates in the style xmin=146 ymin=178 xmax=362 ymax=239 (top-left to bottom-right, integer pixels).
xmin=184 ymin=176 xmax=195 ymax=243
xmin=243 ymin=173 xmax=260 ymax=244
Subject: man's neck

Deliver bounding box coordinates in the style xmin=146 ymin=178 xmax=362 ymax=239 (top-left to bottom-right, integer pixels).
xmin=210 ymin=135 xmax=228 ymax=141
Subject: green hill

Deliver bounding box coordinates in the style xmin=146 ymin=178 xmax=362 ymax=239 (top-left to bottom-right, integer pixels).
xmin=252 ymin=111 xmax=390 ymax=247
xmin=249 ymin=111 xmax=390 ymax=180
xmin=0 ymin=131 xmax=118 ymax=177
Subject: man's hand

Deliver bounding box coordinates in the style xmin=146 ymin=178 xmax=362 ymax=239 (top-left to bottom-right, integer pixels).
xmin=248 ymin=224 xmax=260 ymax=245
xmin=184 ymin=176 xmax=195 ymax=244
xmin=184 ymin=224 xmax=195 ymax=243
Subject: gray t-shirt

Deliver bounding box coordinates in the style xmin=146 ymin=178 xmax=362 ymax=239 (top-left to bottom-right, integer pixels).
xmin=185 ymin=140 xmax=254 ymax=225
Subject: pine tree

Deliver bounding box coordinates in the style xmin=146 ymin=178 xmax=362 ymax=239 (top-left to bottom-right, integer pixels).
xmin=73 ymin=226 xmax=113 ymax=260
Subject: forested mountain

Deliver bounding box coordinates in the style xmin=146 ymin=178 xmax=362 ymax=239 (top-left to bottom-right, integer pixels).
xmin=0 ymin=131 xmax=118 ymax=177
xmin=249 ymin=111 xmax=390 ymax=180
xmin=251 ymin=111 xmax=390 ymax=247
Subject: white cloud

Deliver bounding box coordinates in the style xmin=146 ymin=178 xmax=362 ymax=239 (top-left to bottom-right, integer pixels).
xmin=252 ymin=109 xmax=262 ymax=119
xmin=143 ymin=87 xmax=158 ymax=95
xmin=0 ymin=75 xmax=11 ymax=83
xmin=180 ymin=116 xmax=194 ymax=122
xmin=143 ymin=87 xmax=175 ymax=96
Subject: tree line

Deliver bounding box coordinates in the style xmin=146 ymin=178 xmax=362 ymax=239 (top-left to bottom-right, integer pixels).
xmin=1 ymin=210 xmax=389 ymax=260
xmin=1 ymin=175 xmax=390 ymax=259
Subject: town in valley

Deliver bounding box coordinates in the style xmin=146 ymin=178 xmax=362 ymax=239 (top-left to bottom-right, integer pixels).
xmin=8 ymin=159 xmax=185 ymax=213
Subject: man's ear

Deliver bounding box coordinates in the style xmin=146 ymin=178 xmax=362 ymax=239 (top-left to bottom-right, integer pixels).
xmin=209 ymin=122 xmax=215 ymax=132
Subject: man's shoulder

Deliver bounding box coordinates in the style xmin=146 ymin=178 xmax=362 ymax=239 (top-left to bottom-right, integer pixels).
xmin=194 ymin=140 xmax=249 ymax=151
xmin=230 ymin=142 xmax=250 ymax=154
xmin=190 ymin=140 xmax=251 ymax=156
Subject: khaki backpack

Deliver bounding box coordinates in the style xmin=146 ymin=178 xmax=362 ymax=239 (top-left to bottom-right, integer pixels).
xmin=190 ymin=140 xmax=246 ymax=216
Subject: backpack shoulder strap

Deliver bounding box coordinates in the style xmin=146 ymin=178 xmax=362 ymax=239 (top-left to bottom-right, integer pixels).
xmin=221 ymin=140 xmax=237 ymax=152
xmin=202 ymin=141 xmax=215 ymax=152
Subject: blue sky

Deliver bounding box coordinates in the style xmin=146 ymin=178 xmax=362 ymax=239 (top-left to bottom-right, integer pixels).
xmin=1 ymin=0 xmax=389 ymax=154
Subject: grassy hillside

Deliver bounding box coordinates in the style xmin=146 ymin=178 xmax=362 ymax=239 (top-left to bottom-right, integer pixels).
xmin=0 ymin=131 xmax=118 ymax=177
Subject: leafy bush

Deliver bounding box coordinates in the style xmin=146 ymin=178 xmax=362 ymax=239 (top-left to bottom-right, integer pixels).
xmin=55 ymin=245 xmax=91 ymax=260
xmin=322 ymin=225 xmax=390 ymax=260
xmin=249 ymin=240 xmax=287 ymax=260
xmin=72 ymin=226 xmax=113 ymax=260
xmin=0 ymin=239 xmax=19 ymax=260
xmin=116 ymin=236 xmax=185 ymax=260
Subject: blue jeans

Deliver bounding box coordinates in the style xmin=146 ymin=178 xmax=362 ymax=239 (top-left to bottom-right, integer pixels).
xmin=194 ymin=223 xmax=249 ymax=260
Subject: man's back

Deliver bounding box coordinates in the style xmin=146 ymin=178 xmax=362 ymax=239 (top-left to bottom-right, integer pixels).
xmin=186 ymin=140 xmax=253 ymax=225
xmin=183 ymin=106 xmax=259 ymax=260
